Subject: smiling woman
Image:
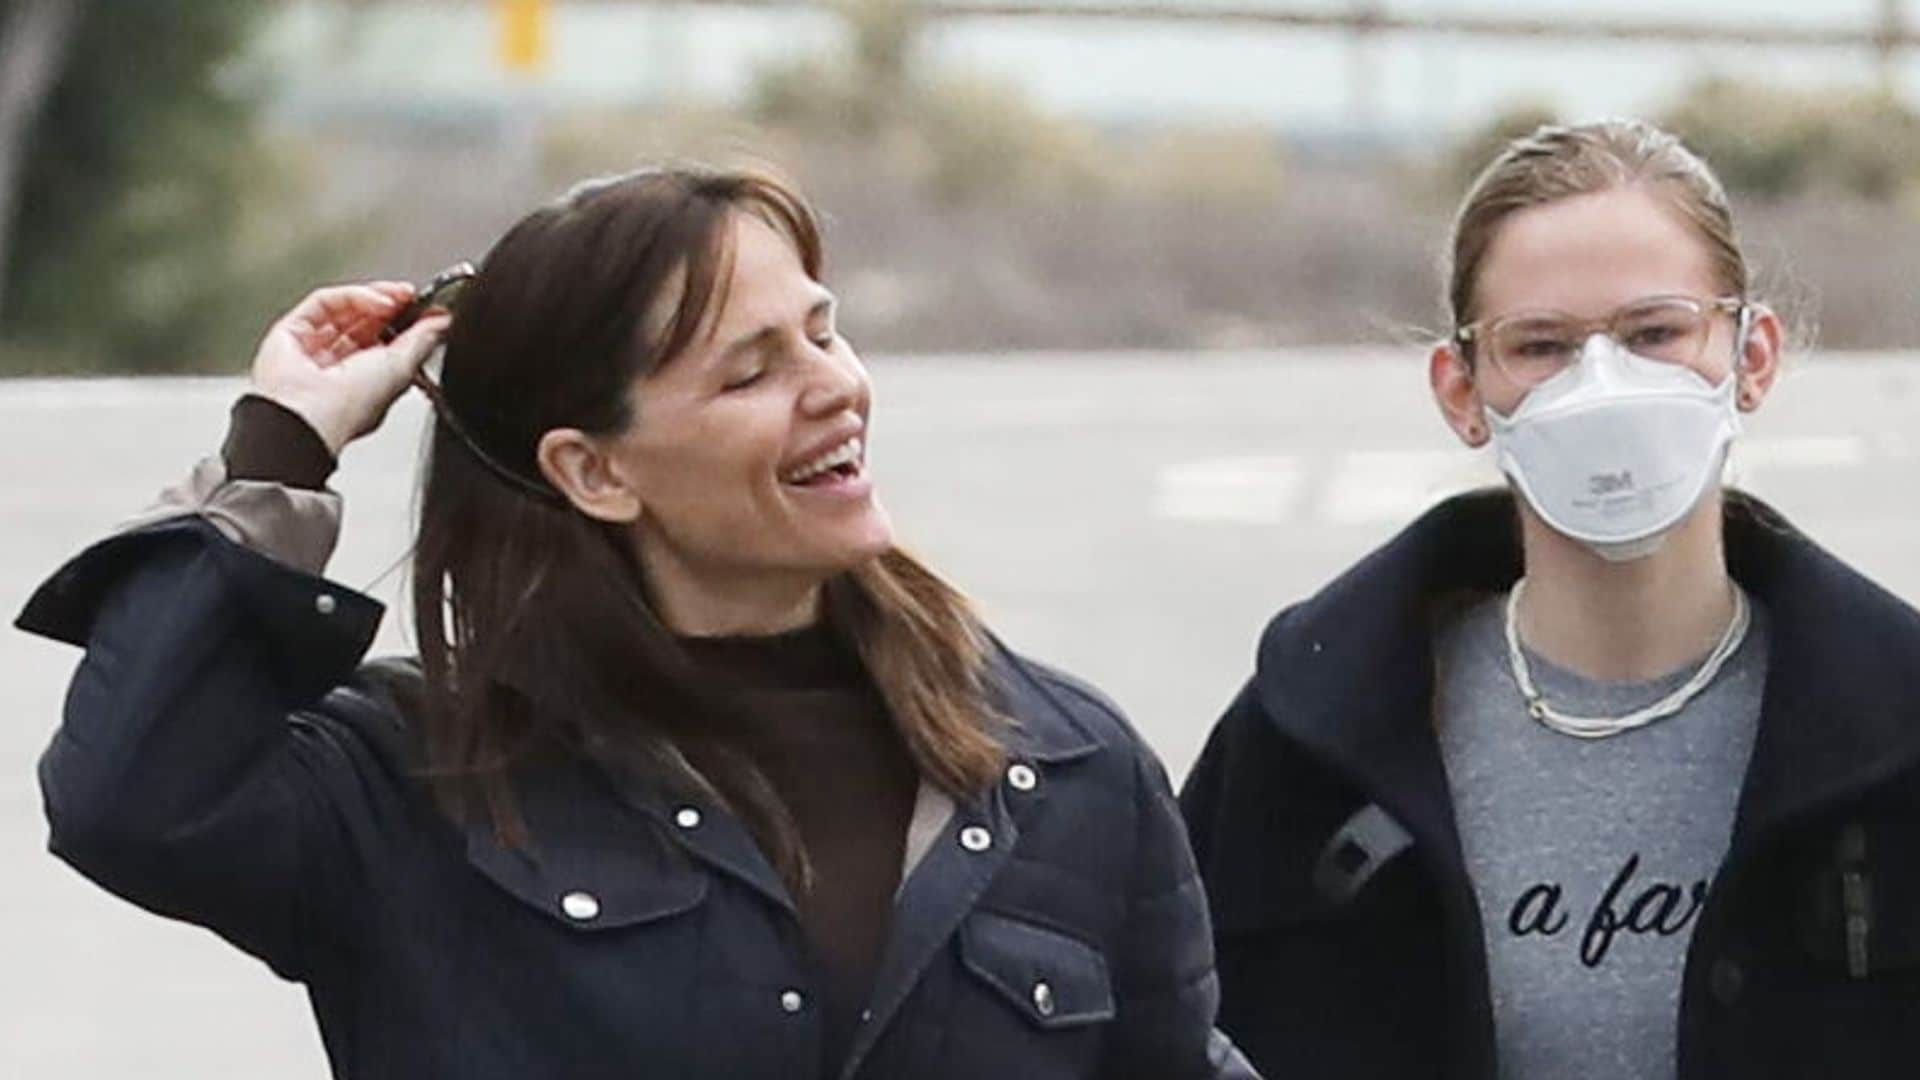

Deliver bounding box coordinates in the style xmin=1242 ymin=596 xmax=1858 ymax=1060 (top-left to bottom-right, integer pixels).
xmin=15 ymin=165 xmax=1256 ymax=1080
xmin=407 ymin=170 xmax=991 ymax=889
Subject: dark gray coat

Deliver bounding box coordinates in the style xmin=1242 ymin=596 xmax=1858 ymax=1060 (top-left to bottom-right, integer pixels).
xmin=21 ymin=516 xmax=1253 ymax=1080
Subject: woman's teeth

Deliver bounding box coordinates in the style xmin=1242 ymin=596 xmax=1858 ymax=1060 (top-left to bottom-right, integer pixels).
xmin=782 ymin=437 xmax=863 ymax=484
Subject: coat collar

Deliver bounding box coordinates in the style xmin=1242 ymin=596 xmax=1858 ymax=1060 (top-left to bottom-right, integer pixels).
xmin=984 ymin=640 xmax=1106 ymax=766
xmin=1257 ymin=488 xmax=1920 ymax=844
xmin=458 ymin=637 xmax=1103 ymax=934
xmin=836 ymin=643 xmax=1100 ymax=1079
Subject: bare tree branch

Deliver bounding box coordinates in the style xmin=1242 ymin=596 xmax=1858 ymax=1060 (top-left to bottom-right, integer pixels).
xmin=0 ymin=0 xmax=86 ymax=327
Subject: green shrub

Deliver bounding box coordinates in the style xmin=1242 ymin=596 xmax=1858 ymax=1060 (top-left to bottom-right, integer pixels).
xmin=1 ymin=0 xmax=349 ymax=375
xmin=1661 ymin=76 xmax=1920 ymax=202
xmin=1435 ymin=102 xmax=1560 ymax=201
xmin=744 ymin=0 xmax=1107 ymax=205
xmin=905 ymin=74 xmax=1106 ymax=204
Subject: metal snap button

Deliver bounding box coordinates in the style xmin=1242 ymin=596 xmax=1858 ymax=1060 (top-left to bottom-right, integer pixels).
xmin=1006 ymin=763 xmax=1038 ymax=792
xmin=780 ymin=989 xmax=805 ymax=1014
xmin=1032 ymin=980 xmax=1055 ymax=1017
xmin=314 ymin=593 xmax=337 ymax=616
xmin=674 ymin=806 xmax=702 ymax=829
xmin=560 ymin=890 xmax=600 ymax=921
xmin=959 ymin=825 xmax=992 ymax=852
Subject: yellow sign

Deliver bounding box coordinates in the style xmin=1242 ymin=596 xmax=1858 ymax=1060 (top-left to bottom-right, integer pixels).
xmin=497 ymin=0 xmax=549 ymax=73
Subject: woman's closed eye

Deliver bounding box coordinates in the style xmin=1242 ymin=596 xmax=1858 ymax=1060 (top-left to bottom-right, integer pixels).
xmin=722 ymin=363 xmax=767 ymax=391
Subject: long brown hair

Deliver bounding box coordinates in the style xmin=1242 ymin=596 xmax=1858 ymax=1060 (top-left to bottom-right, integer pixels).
xmin=410 ymin=167 xmax=1005 ymax=887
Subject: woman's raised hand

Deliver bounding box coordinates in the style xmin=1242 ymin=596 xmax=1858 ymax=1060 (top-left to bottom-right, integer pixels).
xmin=248 ymin=282 xmax=452 ymax=455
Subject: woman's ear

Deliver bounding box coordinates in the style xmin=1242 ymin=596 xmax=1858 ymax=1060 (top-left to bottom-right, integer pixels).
xmin=1734 ymin=303 xmax=1785 ymax=413
xmin=536 ymin=428 xmax=643 ymax=523
xmin=1430 ymin=340 xmax=1490 ymax=448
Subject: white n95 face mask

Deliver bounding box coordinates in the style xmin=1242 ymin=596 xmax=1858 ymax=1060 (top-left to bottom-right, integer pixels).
xmin=1484 ymin=333 xmax=1741 ymax=562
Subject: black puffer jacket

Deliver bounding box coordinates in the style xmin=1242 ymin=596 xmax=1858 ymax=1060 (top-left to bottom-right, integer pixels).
xmin=21 ymin=514 xmax=1254 ymax=1080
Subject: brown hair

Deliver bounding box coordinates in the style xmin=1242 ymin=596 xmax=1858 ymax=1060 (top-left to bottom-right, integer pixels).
xmin=1446 ymin=119 xmax=1748 ymax=339
xmin=410 ymin=167 xmax=1005 ymax=888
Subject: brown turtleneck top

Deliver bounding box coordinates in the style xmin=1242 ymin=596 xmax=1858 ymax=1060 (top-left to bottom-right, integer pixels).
xmin=677 ymin=626 xmax=919 ymax=1071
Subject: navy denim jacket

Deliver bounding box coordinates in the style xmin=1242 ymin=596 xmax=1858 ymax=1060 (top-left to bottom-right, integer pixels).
xmin=20 ymin=492 xmax=1254 ymax=1080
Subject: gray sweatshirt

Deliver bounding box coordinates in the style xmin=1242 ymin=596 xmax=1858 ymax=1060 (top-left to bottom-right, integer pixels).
xmin=1434 ymin=591 xmax=1768 ymax=1080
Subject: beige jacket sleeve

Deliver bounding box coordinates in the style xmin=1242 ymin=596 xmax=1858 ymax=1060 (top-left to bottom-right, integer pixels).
xmin=116 ymin=456 xmax=344 ymax=575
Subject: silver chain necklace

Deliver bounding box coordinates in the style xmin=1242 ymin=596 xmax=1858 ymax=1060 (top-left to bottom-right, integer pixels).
xmin=1503 ymin=577 xmax=1751 ymax=740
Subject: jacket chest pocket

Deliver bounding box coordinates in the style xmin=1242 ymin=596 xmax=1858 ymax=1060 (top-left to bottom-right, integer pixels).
xmin=961 ymin=912 xmax=1115 ymax=1028
xmin=1798 ymin=822 xmax=1920 ymax=986
xmin=924 ymin=911 xmax=1114 ymax=1077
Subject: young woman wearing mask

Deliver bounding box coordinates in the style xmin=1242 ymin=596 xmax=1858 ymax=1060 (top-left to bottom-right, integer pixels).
xmin=1181 ymin=119 xmax=1920 ymax=1078
xmin=19 ymin=167 xmax=1254 ymax=1080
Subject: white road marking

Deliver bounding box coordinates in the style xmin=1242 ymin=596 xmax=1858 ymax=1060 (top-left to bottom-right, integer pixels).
xmin=1319 ymin=449 xmax=1500 ymax=525
xmin=1726 ymin=435 xmax=1870 ymax=486
xmin=1152 ymin=455 xmax=1303 ymax=523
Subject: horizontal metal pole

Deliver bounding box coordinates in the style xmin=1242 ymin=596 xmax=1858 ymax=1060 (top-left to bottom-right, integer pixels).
xmin=652 ymin=0 xmax=1914 ymax=50
xmin=328 ymin=1 xmax=1914 ymax=51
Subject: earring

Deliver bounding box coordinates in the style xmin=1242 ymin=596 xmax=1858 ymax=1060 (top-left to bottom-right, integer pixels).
xmin=1738 ymin=388 xmax=1756 ymax=409
xmin=1466 ymin=423 xmax=1485 ymax=442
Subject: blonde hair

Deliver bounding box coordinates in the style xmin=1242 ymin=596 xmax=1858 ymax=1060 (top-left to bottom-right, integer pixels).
xmin=1446 ymin=119 xmax=1748 ymax=335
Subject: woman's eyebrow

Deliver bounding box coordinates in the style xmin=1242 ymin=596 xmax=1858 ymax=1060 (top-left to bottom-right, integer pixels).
xmin=718 ymin=294 xmax=839 ymax=360
xmin=720 ymin=325 xmax=779 ymax=363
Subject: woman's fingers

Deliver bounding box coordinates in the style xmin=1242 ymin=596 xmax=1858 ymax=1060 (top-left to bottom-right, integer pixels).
xmin=248 ymin=279 xmax=449 ymax=454
xmin=327 ymin=309 xmax=401 ymax=364
xmin=294 ymin=285 xmax=407 ymax=342
xmin=297 ymin=284 xmax=399 ymax=322
xmin=283 ymin=283 xmax=415 ymax=366
xmin=369 ymin=280 xmax=414 ymax=303
xmin=387 ymin=312 xmax=452 ymax=375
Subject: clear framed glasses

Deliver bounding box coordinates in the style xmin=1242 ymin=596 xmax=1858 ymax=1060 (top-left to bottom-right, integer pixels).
xmin=1454 ymin=294 xmax=1746 ymax=388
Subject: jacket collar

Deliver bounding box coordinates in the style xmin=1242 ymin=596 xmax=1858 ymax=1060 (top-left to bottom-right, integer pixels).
xmin=459 ymin=637 xmax=1103 ymax=932
xmin=837 ymin=644 xmax=1098 ymax=1079
xmin=985 ymin=641 xmax=1106 ymax=766
xmin=1257 ymin=488 xmax=1920 ymax=843
xmin=1722 ymin=494 xmax=1920 ymax=840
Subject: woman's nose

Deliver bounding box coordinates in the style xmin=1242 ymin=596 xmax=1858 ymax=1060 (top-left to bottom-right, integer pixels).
xmin=798 ymin=345 xmax=864 ymax=415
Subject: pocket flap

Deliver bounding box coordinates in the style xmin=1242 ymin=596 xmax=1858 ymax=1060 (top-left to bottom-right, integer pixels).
xmin=465 ymin=824 xmax=709 ymax=931
xmin=462 ymin=770 xmax=710 ymax=933
xmin=960 ymin=912 xmax=1115 ymax=1029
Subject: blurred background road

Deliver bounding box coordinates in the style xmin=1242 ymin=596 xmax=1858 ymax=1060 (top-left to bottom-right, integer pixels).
xmin=6 ymin=0 xmax=1920 ymax=1074
xmin=4 ymin=349 xmax=1918 ymax=1075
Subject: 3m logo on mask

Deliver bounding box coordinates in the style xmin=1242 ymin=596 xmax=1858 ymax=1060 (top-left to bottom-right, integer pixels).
xmin=1588 ymin=470 xmax=1635 ymax=497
